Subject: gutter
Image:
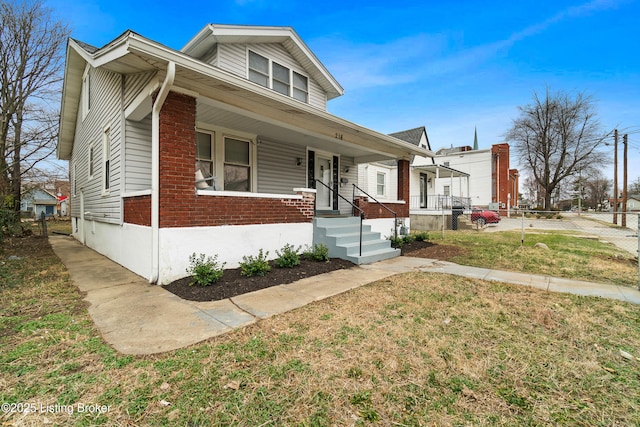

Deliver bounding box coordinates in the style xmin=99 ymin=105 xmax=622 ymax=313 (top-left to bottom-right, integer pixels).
xmin=150 ymin=61 xmax=175 ymax=284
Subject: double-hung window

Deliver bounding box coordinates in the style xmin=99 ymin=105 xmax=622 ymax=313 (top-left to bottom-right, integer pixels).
xmin=196 ymin=130 xmax=252 ymax=192
xmin=376 ymin=172 xmax=386 ymax=197
xmin=196 ymin=131 xmax=214 ymax=176
xmin=272 ymin=62 xmax=290 ymax=96
xmin=224 ymin=137 xmax=250 ymax=192
xmin=247 ymin=50 xmax=309 ymax=103
xmin=102 ymin=127 xmax=111 ymax=194
xmin=88 ymin=143 xmax=95 ymax=179
xmin=248 ymin=51 xmax=269 ymax=88
xmin=292 ymin=71 xmax=308 ymax=102
xmin=81 ymin=66 xmax=91 ymax=120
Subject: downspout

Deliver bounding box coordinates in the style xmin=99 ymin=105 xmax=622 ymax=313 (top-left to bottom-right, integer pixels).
xmin=150 ymin=61 xmax=175 ymax=284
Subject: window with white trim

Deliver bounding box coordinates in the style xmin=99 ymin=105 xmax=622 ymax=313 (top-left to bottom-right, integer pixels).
xmin=247 ymin=50 xmax=309 ymax=103
xmin=81 ymin=66 xmax=91 ymax=120
xmin=196 ymin=131 xmax=214 ymax=176
xmin=292 ymin=71 xmax=308 ymax=102
xmin=376 ymin=172 xmax=385 ymax=197
xmin=224 ymin=137 xmax=251 ymax=192
xmin=88 ymin=143 xmax=95 ymax=179
xmin=102 ymin=127 xmax=111 ymax=194
xmin=248 ymin=51 xmax=269 ymax=87
xmin=444 ymin=185 xmax=450 ymax=196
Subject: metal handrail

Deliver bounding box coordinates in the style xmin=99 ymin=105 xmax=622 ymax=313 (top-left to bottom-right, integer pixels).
xmin=314 ymin=179 xmax=365 ymax=256
xmin=352 ymin=183 xmax=398 ymax=241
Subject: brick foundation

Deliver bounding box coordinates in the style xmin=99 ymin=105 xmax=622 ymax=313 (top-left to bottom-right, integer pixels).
xmin=123 ymin=195 xmax=151 ymax=226
xmin=354 ymin=197 xmax=408 ymax=219
xmin=157 ymin=91 xmax=314 ymax=228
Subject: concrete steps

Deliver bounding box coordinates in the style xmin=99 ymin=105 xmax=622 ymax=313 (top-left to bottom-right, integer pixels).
xmin=313 ymin=217 xmax=400 ymax=265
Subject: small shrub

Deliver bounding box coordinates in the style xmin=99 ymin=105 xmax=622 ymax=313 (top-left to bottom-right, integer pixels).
xmin=240 ymin=249 xmax=271 ymax=277
xmin=304 ymin=243 xmax=329 ymax=262
xmin=413 ymin=231 xmax=429 ymax=241
xmin=186 ymin=253 xmax=225 ymax=286
xmin=275 ymin=244 xmax=301 ymax=268
xmin=402 ymin=234 xmax=416 ymax=244
xmin=388 ymin=235 xmax=404 ymax=248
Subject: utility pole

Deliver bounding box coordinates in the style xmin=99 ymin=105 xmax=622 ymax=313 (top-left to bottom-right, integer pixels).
xmin=622 ymin=134 xmax=628 ymax=227
xmin=613 ymin=129 xmax=618 ymax=224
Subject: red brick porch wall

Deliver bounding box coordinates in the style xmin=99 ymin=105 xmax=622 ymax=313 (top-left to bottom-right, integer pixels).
xmin=123 ymin=195 xmax=151 ymax=226
xmin=156 ymin=91 xmax=314 ymax=228
xmin=354 ymin=197 xmax=407 ymax=219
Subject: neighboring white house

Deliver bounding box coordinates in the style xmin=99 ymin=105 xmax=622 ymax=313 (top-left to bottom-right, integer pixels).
xmin=57 ymin=24 xmax=430 ymax=284
xmin=358 ymin=126 xmax=470 ymax=211
xmin=432 ymin=146 xmax=493 ymax=207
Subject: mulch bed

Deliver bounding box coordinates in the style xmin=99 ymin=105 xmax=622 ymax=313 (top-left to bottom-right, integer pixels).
xmin=163 ymin=241 xmax=466 ymax=302
xmin=162 ymin=258 xmax=355 ymax=302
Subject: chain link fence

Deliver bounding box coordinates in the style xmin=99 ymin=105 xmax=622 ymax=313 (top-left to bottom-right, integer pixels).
xmin=411 ymin=209 xmax=639 ymax=286
xmin=487 ymin=211 xmax=639 ymax=258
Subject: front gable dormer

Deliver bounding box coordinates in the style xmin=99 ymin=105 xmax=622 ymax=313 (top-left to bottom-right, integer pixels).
xmin=182 ymin=24 xmax=343 ymax=111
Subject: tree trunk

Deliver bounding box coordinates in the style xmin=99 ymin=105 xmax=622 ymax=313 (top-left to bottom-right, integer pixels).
xmin=11 ymin=113 xmax=22 ymax=211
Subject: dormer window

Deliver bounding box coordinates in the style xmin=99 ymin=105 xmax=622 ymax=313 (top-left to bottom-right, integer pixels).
xmin=247 ymin=50 xmax=308 ymax=103
xmin=248 ymin=51 xmax=269 ymax=87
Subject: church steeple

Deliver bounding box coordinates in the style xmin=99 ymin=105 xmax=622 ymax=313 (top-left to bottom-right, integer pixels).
xmin=473 ymin=126 xmax=478 ymax=150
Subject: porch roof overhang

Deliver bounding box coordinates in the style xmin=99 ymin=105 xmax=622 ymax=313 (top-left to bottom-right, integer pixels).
xmin=58 ymin=31 xmax=433 ymax=163
xmin=412 ymin=164 xmax=469 ymax=178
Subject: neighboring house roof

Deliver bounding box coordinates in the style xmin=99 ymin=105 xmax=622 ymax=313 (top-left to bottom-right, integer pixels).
xmin=58 ymin=26 xmax=431 ymax=163
xmin=379 ymin=126 xmax=435 ymax=167
xmin=22 ymin=187 xmax=58 ymax=204
xmin=182 ymin=24 xmax=343 ymax=100
xmin=389 ymin=127 xmax=428 ymax=147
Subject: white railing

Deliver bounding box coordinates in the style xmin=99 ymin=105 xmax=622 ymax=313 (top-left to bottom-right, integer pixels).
xmin=410 ymin=195 xmax=472 ymax=210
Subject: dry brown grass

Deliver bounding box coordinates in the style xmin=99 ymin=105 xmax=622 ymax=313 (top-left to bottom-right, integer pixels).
xmin=2 ymin=237 xmax=640 ymax=426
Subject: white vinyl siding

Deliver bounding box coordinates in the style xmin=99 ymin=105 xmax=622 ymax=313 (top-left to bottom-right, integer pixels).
xmin=124 ymin=116 xmax=152 ymax=192
xmin=256 ymin=139 xmax=306 ymax=194
xmin=70 ymin=67 xmax=122 ymax=223
xmin=124 ymin=71 xmax=157 ymax=108
xmin=216 ymin=43 xmax=327 ymax=110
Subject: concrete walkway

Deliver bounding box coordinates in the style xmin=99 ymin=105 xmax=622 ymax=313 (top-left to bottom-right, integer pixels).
xmin=49 ymin=236 xmax=640 ymax=356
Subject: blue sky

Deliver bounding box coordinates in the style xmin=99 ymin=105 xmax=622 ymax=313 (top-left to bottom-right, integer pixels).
xmin=49 ymin=0 xmax=640 ymax=182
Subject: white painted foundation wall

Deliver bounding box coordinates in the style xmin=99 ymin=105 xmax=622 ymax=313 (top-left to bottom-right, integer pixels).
xmin=71 ymin=220 xmax=153 ymax=281
xmin=158 ymin=222 xmax=314 ymax=285
xmin=364 ymin=217 xmax=410 ymax=239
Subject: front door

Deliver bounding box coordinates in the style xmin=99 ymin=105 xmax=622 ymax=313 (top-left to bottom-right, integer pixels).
xmin=315 ymin=154 xmax=333 ymax=210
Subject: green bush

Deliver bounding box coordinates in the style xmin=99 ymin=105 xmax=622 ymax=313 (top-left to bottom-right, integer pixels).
xmin=388 ymin=235 xmax=404 ymax=248
xmin=413 ymin=231 xmax=429 ymax=241
xmin=186 ymin=253 xmax=225 ymax=286
xmin=304 ymin=243 xmax=329 ymax=262
xmin=240 ymin=249 xmax=271 ymax=277
xmin=275 ymin=244 xmax=301 ymax=268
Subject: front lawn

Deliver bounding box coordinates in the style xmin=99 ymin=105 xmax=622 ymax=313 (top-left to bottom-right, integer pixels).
xmin=1 ymin=235 xmax=639 ymax=426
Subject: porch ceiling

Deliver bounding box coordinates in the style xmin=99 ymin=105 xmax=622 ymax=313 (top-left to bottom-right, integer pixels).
xmin=196 ymin=99 xmax=393 ymax=162
xmin=413 ymin=164 xmax=469 ymax=178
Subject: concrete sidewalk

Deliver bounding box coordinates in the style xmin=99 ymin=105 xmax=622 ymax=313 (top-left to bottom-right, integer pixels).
xmin=49 ymin=236 xmax=640 ymax=356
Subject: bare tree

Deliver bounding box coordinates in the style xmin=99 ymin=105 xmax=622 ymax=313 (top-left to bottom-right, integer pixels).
xmin=505 ymin=89 xmax=610 ymax=210
xmin=0 ymin=0 xmax=69 ymax=210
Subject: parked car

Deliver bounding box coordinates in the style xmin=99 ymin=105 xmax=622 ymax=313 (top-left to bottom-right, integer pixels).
xmin=471 ymin=208 xmax=501 ymax=226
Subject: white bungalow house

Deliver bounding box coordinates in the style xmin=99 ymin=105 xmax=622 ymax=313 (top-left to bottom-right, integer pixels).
xmin=358 ymin=127 xmax=469 ymax=225
xmin=57 ymin=24 xmax=431 ymax=284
